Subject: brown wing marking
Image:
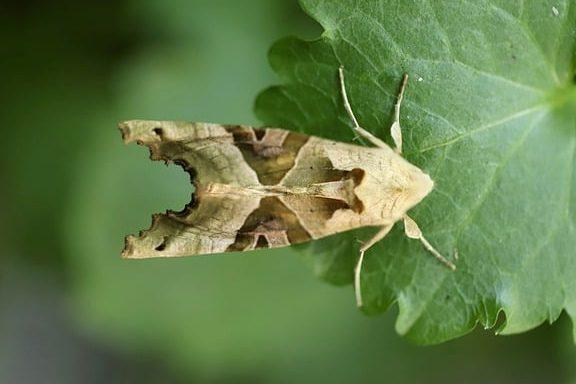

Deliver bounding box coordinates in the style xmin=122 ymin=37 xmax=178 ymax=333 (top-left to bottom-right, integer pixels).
xmin=224 ymin=126 xmax=309 ymax=185
xmin=226 ymin=196 xmax=313 ymax=252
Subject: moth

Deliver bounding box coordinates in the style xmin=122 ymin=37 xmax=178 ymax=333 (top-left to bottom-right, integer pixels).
xmin=119 ymin=67 xmax=456 ymax=306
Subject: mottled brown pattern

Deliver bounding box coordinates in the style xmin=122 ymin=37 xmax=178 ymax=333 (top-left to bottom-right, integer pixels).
xmin=224 ymin=125 xmax=309 ymax=185
xmin=226 ymin=196 xmax=312 ymax=252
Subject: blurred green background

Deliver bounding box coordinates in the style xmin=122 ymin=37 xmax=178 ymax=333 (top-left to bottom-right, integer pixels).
xmin=1 ymin=1 xmax=575 ymax=383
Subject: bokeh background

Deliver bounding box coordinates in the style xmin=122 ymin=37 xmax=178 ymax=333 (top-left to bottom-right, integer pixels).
xmin=1 ymin=1 xmax=575 ymax=383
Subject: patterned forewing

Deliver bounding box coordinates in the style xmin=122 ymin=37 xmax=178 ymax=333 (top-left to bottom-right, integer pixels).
xmin=120 ymin=122 xmax=383 ymax=258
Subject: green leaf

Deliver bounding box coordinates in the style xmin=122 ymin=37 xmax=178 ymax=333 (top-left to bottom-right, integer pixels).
xmin=255 ymin=0 xmax=576 ymax=344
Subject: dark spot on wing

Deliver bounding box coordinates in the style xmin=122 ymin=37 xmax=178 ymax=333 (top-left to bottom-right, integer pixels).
xmin=255 ymin=235 xmax=269 ymax=248
xmin=153 ymin=127 xmax=164 ymax=138
xmin=254 ymin=128 xmax=266 ymax=140
xmin=155 ymin=236 xmax=168 ymax=251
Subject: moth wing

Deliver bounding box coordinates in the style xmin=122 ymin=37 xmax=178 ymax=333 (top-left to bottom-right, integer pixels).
xmin=119 ymin=121 xmax=317 ymax=257
xmin=120 ymin=121 xmax=265 ymax=258
xmin=120 ymin=120 xmax=261 ymax=186
xmin=123 ymin=195 xmax=263 ymax=258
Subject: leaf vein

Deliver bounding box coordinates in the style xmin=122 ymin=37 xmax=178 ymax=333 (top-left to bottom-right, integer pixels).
xmin=418 ymin=104 xmax=546 ymax=153
xmin=409 ymin=58 xmax=547 ymax=94
xmin=453 ymin=110 xmax=547 ymax=258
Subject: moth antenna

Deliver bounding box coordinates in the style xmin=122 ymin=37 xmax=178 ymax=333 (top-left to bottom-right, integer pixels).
xmin=339 ymin=66 xmax=361 ymax=129
xmin=403 ymin=215 xmax=456 ymax=270
xmin=338 ymin=66 xmax=389 ymax=149
xmin=391 ymin=73 xmax=409 ymax=154
xmin=419 ymin=235 xmax=456 ymax=271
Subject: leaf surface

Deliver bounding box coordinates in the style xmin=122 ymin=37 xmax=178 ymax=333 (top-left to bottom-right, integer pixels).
xmin=255 ymin=0 xmax=576 ymax=343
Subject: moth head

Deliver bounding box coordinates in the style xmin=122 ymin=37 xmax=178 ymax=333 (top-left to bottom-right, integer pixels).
xmin=388 ymin=160 xmax=434 ymax=219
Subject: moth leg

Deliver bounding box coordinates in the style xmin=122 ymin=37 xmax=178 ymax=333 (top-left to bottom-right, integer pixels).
xmin=338 ymin=66 xmax=388 ymax=148
xmin=390 ymin=74 xmax=409 ymax=154
xmin=355 ymin=224 xmax=394 ymax=307
xmin=403 ymin=215 xmax=456 ymax=270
